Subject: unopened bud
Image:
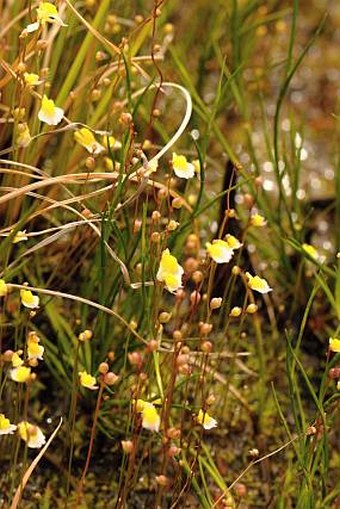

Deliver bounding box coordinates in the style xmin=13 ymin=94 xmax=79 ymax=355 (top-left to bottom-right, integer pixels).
xmin=121 ymin=440 xmax=134 ymax=454
xmin=210 ymin=297 xmax=222 ymax=310
xmin=104 ymin=372 xmax=119 ymax=385
xmin=99 ymin=362 xmax=109 ymax=374
xmin=246 ymin=303 xmax=258 ymax=314
xmin=159 ymin=312 xmax=171 ymax=323
xmin=230 ymin=306 xmax=242 ymax=317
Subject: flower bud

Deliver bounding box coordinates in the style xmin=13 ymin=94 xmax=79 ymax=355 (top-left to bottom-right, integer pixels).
xmin=104 ymin=372 xmax=119 ymax=385
xmin=210 ymin=297 xmax=222 ymax=310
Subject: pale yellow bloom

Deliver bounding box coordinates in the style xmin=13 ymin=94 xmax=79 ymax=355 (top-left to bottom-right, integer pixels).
xmin=18 ymin=421 xmax=46 ymax=448
xmin=329 ymin=337 xmax=340 ymax=353
xmin=38 ymin=95 xmax=64 ymax=126
xmin=246 ymin=272 xmax=272 ymax=294
xmin=225 ymin=234 xmax=242 ymax=250
xmin=11 ymin=351 xmax=24 ymax=368
xmin=197 ymin=409 xmax=217 ymax=430
xmin=0 ymin=279 xmax=8 ymax=297
xmin=27 ymin=332 xmax=44 ymax=361
xmin=172 ymin=153 xmax=195 ymax=179
xmin=26 ymin=2 xmax=67 ymax=32
xmin=12 ymin=230 xmax=28 ymax=243
xmin=0 ymin=414 xmax=17 ymax=435
xmin=20 ymin=289 xmax=40 ymax=309
xmin=136 ymin=400 xmax=160 ymax=432
xmin=79 ymin=371 xmax=98 ymax=390
xmin=250 ymin=213 xmax=266 ymax=227
xmin=206 ymin=239 xmax=234 ymax=264
xmin=16 ymin=123 xmax=32 ymax=148
xmin=102 ymin=135 xmax=122 ymax=151
xmin=74 ymin=128 xmax=105 ymax=154
xmin=156 ymin=249 xmax=184 ymax=293
xmin=10 ymin=366 xmax=31 ymax=383
xmin=24 ymin=73 xmax=41 ymax=86
xmin=302 ymin=243 xmax=324 ymax=263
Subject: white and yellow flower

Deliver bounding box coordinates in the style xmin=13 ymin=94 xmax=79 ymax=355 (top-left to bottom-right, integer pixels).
xmin=225 ymin=234 xmax=242 ymax=250
xmin=250 ymin=213 xmax=266 ymax=227
xmin=38 ymin=95 xmax=64 ymax=126
xmin=18 ymin=421 xmax=46 ymax=448
xmin=27 ymin=332 xmax=44 ymax=361
xmin=10 ymin=366 xmax=31 ymax=383
xmin=20 ymin=288 xmax=40 ymax=309
xmin=197 ymin=409 xmax=217 ymax=430
xmin=302 ymin=243 xmax=325 ymax=263
xmin=136 ymin=399 xmax=160 ymax=432
xmin=26 ymin=2 xmax=67 ymax=33
xmin=246 ymin=272 xmax=272 ymax=294
xmin=0 ymin=414 xmax=17 ymax=435
xmin=12 ymin=230 xmax=28 ymax=243
xmin=24 ymin=72 xmax=42 ymax=87
xmin=206 ymin=239 xmax=234 ymax=264
xmin=156 ymin=249 xmax=184 ymax=293
xmin=172 ymin=153 xmax=195 ymax=179
xmin=74 ymin=128 xmax=105 ymax=154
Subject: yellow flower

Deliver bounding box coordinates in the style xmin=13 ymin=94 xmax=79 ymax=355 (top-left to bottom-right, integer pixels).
xmin=79 ymin=371 xmax=98 ymax=390
xmin=329 ymin=337 xmax=340 ymax=353
xmin=246 ymin=272 xmax=272 ymax=294
xmin=11 ymin=351 xmax=24 ymax=368
xmin=156 ymin=249 xmax=184 ymax=293
xmin=10 ymin=366 xmax=31 ymax=383
xmin=24 ymin=72 xmax=41 ymax=87
xmin=12 ymin=230 xmax=28 ymax=243
xmin=74 ymin=128 xmax=105 ymax=154
xmin=16 ymin=123 xmax=32 ymax=148
xmin=172 ymin=153 xmax=195 ymax=179
xmin=20 ymin=289 xmax=40 ymax=309
xmin=18 ymin=421 xmax=46 ymax=448
xmin=38 ymin=95 xmax=64 ymax=126
xmin=0 ymin=414 xmax=17 ymax=435
xmin=250 ymin=213 xmax=266 ymax=227
xmin=0 ymin=279 xmax=8 ymax=297
xmin=206 ymin=239 xmax=234 ymax=264
xmin=102 ymin=135 xmax=122 ymax=151
xmin=302 ymin=243 xmax=324 ymax=263
xmin=27 ymin=332 xmax=44 ymax=361
xmin=225 ymin=234 xmax=242 ymax=250
xmin=136 ymin=400 xmax=160 ymax=432
xmin=26 ymin=2 xmax=67 ymax=32
xmin=197 ymin=409 xmax=217 ymax=430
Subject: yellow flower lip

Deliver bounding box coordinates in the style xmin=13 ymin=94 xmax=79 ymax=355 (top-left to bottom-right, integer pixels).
xmin=172 ymin=152 xmax=195 ymax=179
xmin=74 ymin=128 xmax=105 ymax=155
xmin=20 ymin=289 xmax=40 ymax=309
xmin=26 ymin=2 xmax=67 ymax=32
xmin=329 ymin=337 xmax=340 ymax=353
xmin=0 ymin=414 xmax=17 ymax=435
xmin=0 ymin=279 xmax=8 ymax=297
xmin=136 ymin=399 xmax=160 ymax=432
xmin=10 ymin=366 xmax=31 ymax=383
xmin=206 ymin=239 xmax=234 ymax=264
xmin=18 ymin=421 xmax=46 ymax=448
xmin=79 ymin=371 xmax=98 ymax=390
xmin=197 ymin=409 xmax=217 ymax=430
xmin=246 ymin=272 xmax=272 ymax=294
xmin=38 ymin=95 xmax=64 ymax=126
xmin=250 ymin=213 xmax=266 ymax=227
xmin=156 ymin=248 xmax=184 ymax=293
